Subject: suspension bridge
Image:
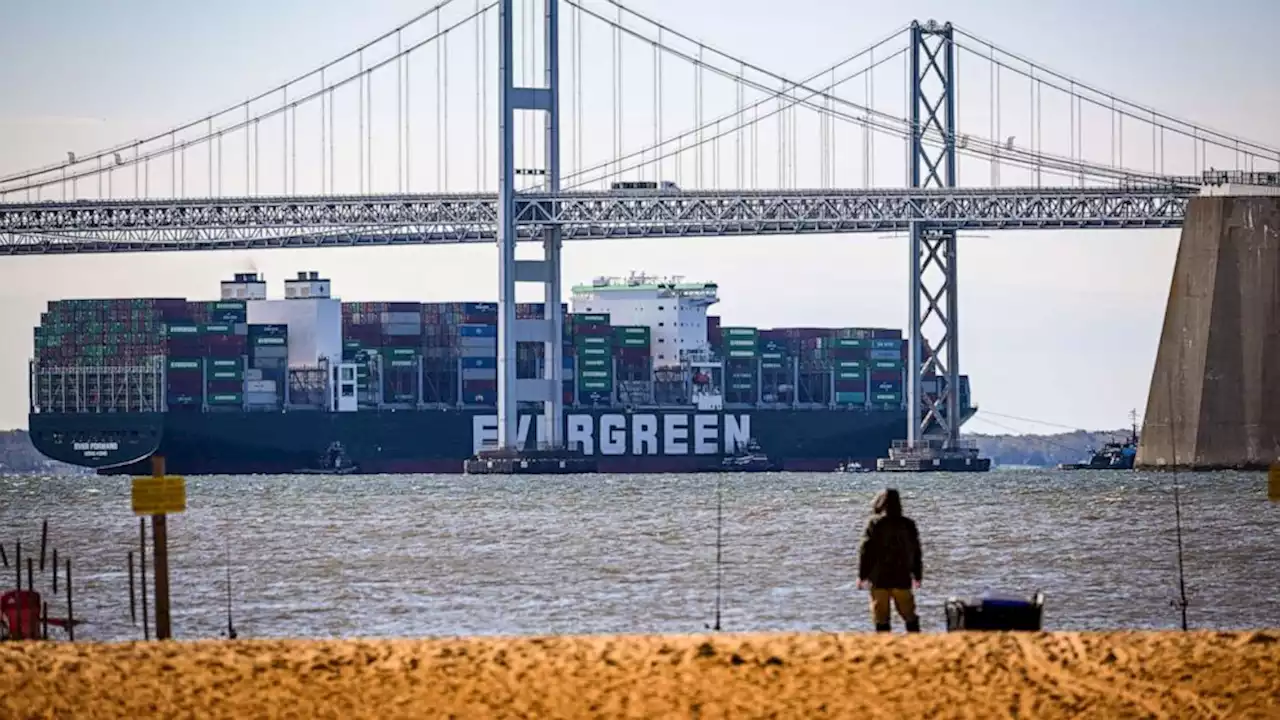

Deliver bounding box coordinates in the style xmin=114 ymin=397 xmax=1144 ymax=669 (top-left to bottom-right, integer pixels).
xmin=3 ymin=0 xmax=1277 ymax=459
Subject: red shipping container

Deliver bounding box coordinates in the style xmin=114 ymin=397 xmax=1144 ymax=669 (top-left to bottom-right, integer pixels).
xmin=870 ymin=370 xmax=902 ymax=382
xmin=463 ymin=379 xmax=497 ymax=392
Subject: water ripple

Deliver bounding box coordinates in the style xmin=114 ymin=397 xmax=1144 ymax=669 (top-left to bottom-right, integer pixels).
xmin=2 ymin=469 xmax=1277 ymax=641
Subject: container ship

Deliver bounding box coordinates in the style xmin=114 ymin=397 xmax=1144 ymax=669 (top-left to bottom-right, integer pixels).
xmin=26 ymin=271 xmax=976 ymax=475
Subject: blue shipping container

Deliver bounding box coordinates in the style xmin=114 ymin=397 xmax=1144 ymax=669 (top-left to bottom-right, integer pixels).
xmin=871 ymin=338 xmax=902 ymax=350
xmin=458 ymin=323 xmax=497 ymax=338
xmin=869 ymin=349 xmax=901 ymax=361
xmin=461 ymin=356 xmax=498 ymax=369
xmin=248 ymin=323 xmax=288 ymax=337
xmin=462 ymin=302 xmax=498 ymax=316
xmin=875 ymin=380 xmax=903 ymax=393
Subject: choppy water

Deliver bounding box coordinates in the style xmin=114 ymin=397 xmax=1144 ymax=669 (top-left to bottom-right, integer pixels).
xmin=2 ymin=469 xmax=1277 ymax=641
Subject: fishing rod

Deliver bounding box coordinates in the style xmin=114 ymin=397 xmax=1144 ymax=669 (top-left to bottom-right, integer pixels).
xmin=222 ymin=527 xmax=235 ymax=632
xmin=705 ymin=473 xmax=724 ymax=632
xmin=1164 ymin=374 xmax=1190 ymax=631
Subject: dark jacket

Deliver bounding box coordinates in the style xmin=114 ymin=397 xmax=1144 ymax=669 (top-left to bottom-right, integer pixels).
xmin=857 ymin=489 xmax=923 ymax=589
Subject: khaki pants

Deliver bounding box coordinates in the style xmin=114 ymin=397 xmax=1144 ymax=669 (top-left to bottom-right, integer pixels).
xmin=870 ymin=588 xmax=917 ymax=627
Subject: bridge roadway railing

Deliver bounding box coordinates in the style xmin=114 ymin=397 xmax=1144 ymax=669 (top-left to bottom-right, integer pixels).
xmin=0 ymin=186 xmax=1195 ymax=255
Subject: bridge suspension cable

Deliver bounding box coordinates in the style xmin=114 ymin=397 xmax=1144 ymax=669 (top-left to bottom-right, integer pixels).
xmin=0 ymin=2 xmax=493 ymax=200
xmin=0 ymin=0 xmax=467 ymax=189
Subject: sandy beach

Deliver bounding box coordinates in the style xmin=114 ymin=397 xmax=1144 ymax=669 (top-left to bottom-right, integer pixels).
xmin=2 ymin=630 xmax=1277 ymax=718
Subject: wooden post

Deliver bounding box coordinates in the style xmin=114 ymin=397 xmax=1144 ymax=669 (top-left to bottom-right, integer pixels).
xmin=140 ymin=519 xmax=150 ymax=641
xmin=39 ymin=520 xmax=48 ymax=572
xmin=1269 ymin=463 xmax=1280 ymax=501
xmin=52 ymin=549 xmax=58 ymax=594
xmin=65 ymin=558 xmax=74 ymax=642
xmin=151 ymin=455 xmax=172 ymax=640
xmin=0 ymin=541 xmax=7 ymax=568
xmin=127 ymin=551 xmax=136 ymax=623
xmin=26 ymin=558 xmax=33 ymax=594
xmin=14 ymin=539 xmax=19 ymax=592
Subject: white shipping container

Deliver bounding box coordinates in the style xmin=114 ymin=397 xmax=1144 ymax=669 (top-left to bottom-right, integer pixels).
xmin=245 ymin=368 xmax=264 ymax=381
xmin=246 ymin=392 xmax=279 ymax=406
xmin=246 ymin=380 xmax=277 ymax=393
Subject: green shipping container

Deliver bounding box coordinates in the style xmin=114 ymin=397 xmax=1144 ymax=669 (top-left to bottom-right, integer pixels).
xmin=730 ymin=383 xmax=755 ymax=391
xmin=761 ymin=352 xmax=784 ymax=361
xmin=578 ymin=381 xmax=613 ymax=391
xmin=573 ymin=314 xmax=610 ymax=325
xmin=578 ymin=346 xmax=609 ymax=357
xmin=727 ymin=349 xmax=757 ymax=359
xmin=209 ymin=369 xmax=243 ymax=381
xmin=620 ymin=337 xmax=650 ymax=347
xmin=838 ymin=371 xmax=865 ymax=380
xmin=727 ymin=338 xmax=756 ymax=349
xmin=580 ymin=357 xmax=609 ymax=369
xmin=210 ymin=358 xmax=243 ymax=369
xmin=202 ymin=323 xmax=234 ymax=334
xmin=761 ymin=362 xmax=785 ymax=370
xmin=874 ymin=392 xmax=903 ymax=403
xmin=722 ymin=327 xmax=758 ymax=337
xmin=872 ymin=360 xmax=902 ymax=370
xmin=208 ymin=393 xmax=243 ymax=405
xmin=213 ymin=301 xmax=247 ymax=312
xmin=389 ymin=359 xmax=416 ymax=368
xmin=576 ymin=335 xmax=610 ymax=346
xmin=389 ymin=347 xmax=418 ymax=357
xmin=838 ymin=360 xmax=865 ymax=369
xmin=166 ymin=324 xmax=200 ymax=336
xmin=835 ymin=392 xmax=866 ymax=404
xmin=254 ymin=336 xmax=287 ymax=346
xmin=836 ymin=338 xmax=868 ymax=349
xmin=579 ymin=369 xmax=612 ymax=380
xmin=167 ymin=358 xmax=202 ymax=371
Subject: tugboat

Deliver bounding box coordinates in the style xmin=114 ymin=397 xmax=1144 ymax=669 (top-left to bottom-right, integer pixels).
xmin=295 ymin=441 xmax=360 ymax=475
xmin=835 ymin=459 xmax=873 ymax=474
xmin=719 ymin=438 xmax=775 ymax=472
xmin=1057 ymin=411 xmax=1139 ymax=471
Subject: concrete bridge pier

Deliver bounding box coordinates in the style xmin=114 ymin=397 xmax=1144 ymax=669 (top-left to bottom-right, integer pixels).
xmin=1137 ymin=189 xmax=1280 ymax=470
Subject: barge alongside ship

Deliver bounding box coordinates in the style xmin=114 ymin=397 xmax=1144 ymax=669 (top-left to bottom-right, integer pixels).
xmin=27 ymin=271 xmax=977 ymax=475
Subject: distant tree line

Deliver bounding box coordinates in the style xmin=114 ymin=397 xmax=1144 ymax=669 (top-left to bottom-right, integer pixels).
xmin=964 ymin=429 xmax=1134 ymax=468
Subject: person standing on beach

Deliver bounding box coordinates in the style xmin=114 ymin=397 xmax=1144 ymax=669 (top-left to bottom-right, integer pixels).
xmin=857 ymin=488 xmax=923 ymax=633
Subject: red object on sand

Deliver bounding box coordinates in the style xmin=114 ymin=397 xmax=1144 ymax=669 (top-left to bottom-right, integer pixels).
xmin=1 ymin=589 xmax=42 ymax=639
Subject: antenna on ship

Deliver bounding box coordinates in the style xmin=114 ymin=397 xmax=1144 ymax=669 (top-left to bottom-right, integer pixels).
xmin=1164 ymin=374 xmax=1190 ymax=630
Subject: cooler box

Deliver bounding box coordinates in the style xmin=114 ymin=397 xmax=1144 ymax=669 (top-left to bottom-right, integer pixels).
xmin=945 ymin=592 xmax=1045 ymax=631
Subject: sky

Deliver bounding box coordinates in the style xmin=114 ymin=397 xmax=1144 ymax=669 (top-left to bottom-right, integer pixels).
xmin=0 ymin=0 xmax=1277 ymax=434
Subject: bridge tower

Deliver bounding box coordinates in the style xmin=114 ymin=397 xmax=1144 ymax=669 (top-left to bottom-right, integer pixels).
xmin=496 ymin=0 xmax=564 ymax=451
xmin=906 ymin=20 xmax=961 ymax=450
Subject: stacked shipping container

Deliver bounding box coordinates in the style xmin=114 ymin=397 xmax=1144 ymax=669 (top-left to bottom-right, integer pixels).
xmin=572 ymin=313 xmax=612 ymax=405
xmin=720 ymin=327 xmax=758 ymax=404
xmin=33 ymin=298 xmax=187 ymax=413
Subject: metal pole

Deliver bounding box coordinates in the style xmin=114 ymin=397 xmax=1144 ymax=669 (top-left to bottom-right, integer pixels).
xmin=542 ymin=0 xmax=565 ymax=449
xmin=907 ymin=23 xmax=923 ymax=448
xmin=496 ymin=0 xmax=519 ymax=450
xmin=941 ymin=24 xmax=960 ymax=449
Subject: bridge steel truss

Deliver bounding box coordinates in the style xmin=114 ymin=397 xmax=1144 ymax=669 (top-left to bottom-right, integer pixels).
xmin=908 ymin=20 xmax=961 ymax=451
xmin=0 ymin=187 xmax=1191 ymax=255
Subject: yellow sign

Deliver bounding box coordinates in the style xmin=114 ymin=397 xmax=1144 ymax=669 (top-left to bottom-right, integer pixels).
xmin=1270 ymin=464 xmax=1280 ymax=502
xmin=131 ymin=475 xmax=187 ymax=515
